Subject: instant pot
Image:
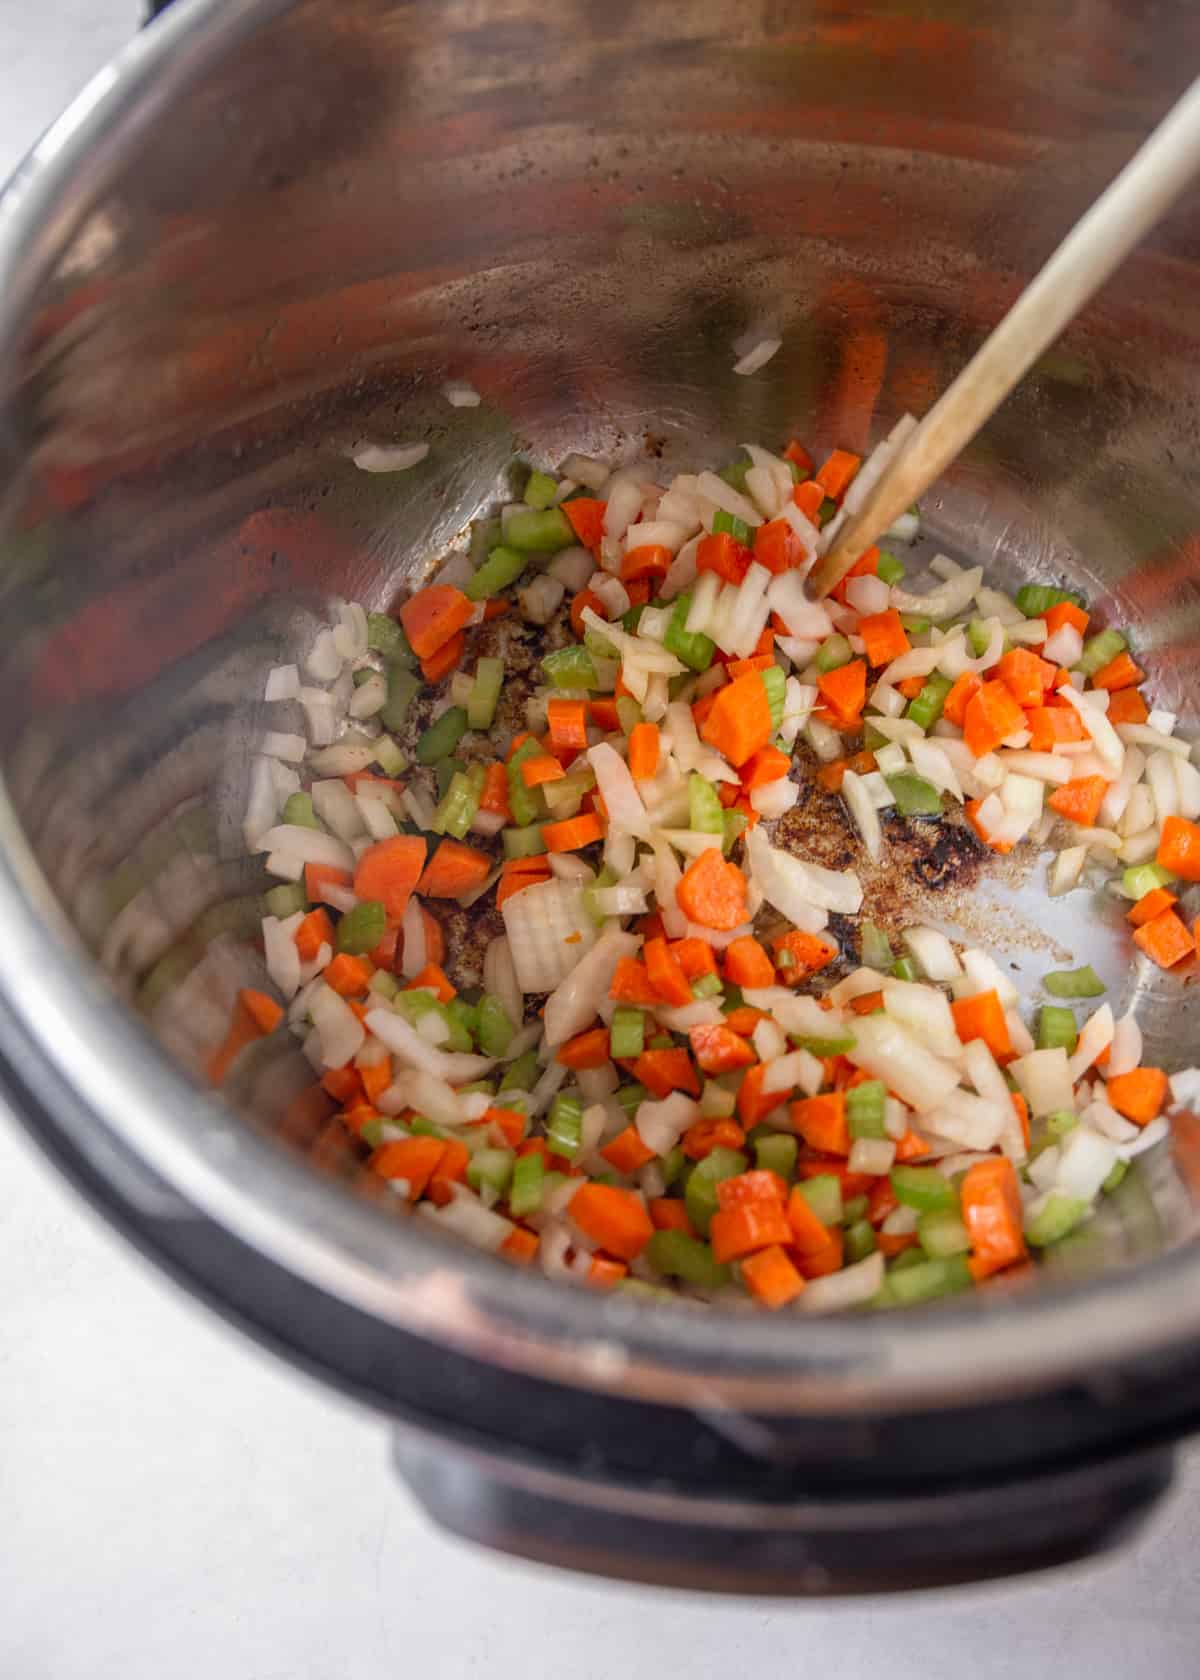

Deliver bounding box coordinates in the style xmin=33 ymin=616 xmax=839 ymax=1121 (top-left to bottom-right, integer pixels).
xmin=3 ymin=0 xmax=1200 ymax=1592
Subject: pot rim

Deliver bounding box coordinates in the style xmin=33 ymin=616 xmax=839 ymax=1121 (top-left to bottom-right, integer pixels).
xmin=2 ymin=0 xmax=1199 ymax=1418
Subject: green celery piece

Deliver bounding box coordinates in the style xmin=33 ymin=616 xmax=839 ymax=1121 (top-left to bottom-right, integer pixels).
xmin=524 ymin=469 xmax=559 ymax=510
xmin=885 ymin=771 xmax=943 ymax=817
xmin=1044 ymin=966 xmax=1105 ymax=999
xmin=615 ymin=1082 xmax=648 ymax=1117
xmin=660 ymin=1144 xmax=686 ymax=1187
xmin=793 ymin=1032 xmax=856 ymax=1057
xmin=585 ymin=627 xmax=620 ymax=663
xmin=506 ymin=736 xmax=545 ymax=827
xmin=712 ymin=508 xmax=752 ymax=545
xmin=622 ymin=604 xmax=645 ymax=635
xmin=886 ymin=1254 xmax=973 ymax=1304
xmin=1102 ymin=1159 xmax=1129 ymax=1195
xmin=718 ymin=458 xmax=751 ymax=492
xmin=796 ymin=1174 xmax=842 ymax=1225
xmin=614 ymin=696 xmax=642 ymax=735
xmin=465 ymin=545 xmax=529 ymax=602
xmin=967 ymin=618 xmax=1006 ymax=659
xmin=890 ymin=1164 xmax=958 ymax=1213
xmin=860 ymin=919 xmax=893 ymax=971
xmin=582 ymin=864 xmax=617 ymax=924
xmin=721 ymin=811 xmax=748 ymax=855
xmin=541 ymin=645 xmax=597 ymax=690
xmin=380 ymin=666 xmax=421 ymax=732
xmin=368 ymin=969 xmax=400 ymax=1001
xmin=434 ymin=757 xmax=466 ymax=799
xmin=904 ymin=671 xmax=953 ymax=731
xmin=754 ymin=1132 xmax=798 ymax=1181
xmin=892 ymin=955 xmax=918 ymax=982
xmin=846 ymin=1079 xmax=887 ymax=1140
xmin=265 ymin=882 xmax=307 ymax=919
xmin=1036 ymin=1005 xmax=1077 ymax=1053
xmin=1046 ymin=1110 xmax=1079 ymax=1138
xmin=470 ymin=518 xmax=502 ymax=566
xmin=509 ymin=1151 xmax=546 ymax=1217
xmin=446 ymin=998 xmax=480 ymax=1043
xmin=394 ymin=991 xmax=473 ymax=1053
xmin=664 ymin=593 xmax=716 ymax=672
xmin=684 ymin=1146 xmax=748 ymax=1235
xmin=899 ymin=614 xmax=931 ymax=636
xmin=818 ymin=496 xmax=838 ymax=527
xmin=610 ymin=1006 xmax=646 ymax=1059
xmin=500 ymin=1049 xmax=539 ymax=1093
xmin=502 ymin=823 xmax=548 ymax=860
xmin=691 ymin=973 xmax=723 ymax=1000
xmin=1014 ymin=583 xmax=1084 ymax=618
xmin=367 ymin=612 xmax=415 ymax=664
xmin=505 ymin=507 xmax=574 ymax=552
xmin=815 ymin=634 xmax=852 ymax=673
xmin=842 ymin=1194 xmax=869 ymax=1224
xmin=468 ymin=657 xmax=504 ymax=730
xmin=546 ymin=1092 xmax=585 ymax=1160
xmin=1077 ymin=627 xmax=1127 ymax=677
xmin=875 ymin=550 xmax=905 ymax=587
xmin=917 ymin=1208 xmax=971 ymax=1258
xmin=416 ymin=706 xmax=469 ymax=765
xmin=890 ymin=1246 xmax=928 ymax=1274
xmin=477 ymin=994 xmax=516 ymax=1058
xmin=689 ymin=772 xmax=725 ymax=835
xmin=844 ymin=1219 xmax=877 ymax=1264
xmin=647 ymin=1230 xmax=732 ymax=1288
xmin=1025 ymin=1193 xmax=1089 ymax=1247
xmin=467 ymin=1147 xmax=515 ymax=1194
xmin=282 ymin=792 xmax=321 ymax=830
xmin=1122 ymin=862 xmax=1176 ymax=900
xmin=373 ymin=733 xmax=407 ymax=777
xmin=335 ymin=899 xmax=386 ymax=955
xmin=432 ymin=769 xmax=482 ymax=840
xmin=760 ymin=665 xmax=786 ymax=730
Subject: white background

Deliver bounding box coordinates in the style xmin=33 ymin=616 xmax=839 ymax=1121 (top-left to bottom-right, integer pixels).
xmin=3 ymin=7 xmax=1200 ymax=1675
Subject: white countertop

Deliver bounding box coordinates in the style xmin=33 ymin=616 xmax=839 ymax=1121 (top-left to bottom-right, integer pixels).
xmin=4 ymin=9 xmax=1200 ymax=1675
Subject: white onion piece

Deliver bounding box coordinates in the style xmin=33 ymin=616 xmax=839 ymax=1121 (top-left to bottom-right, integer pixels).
xmin=1055 ymin=1126 xmax=1118 ymax=1200
xmin=636 ymin=1092 xmax=700 ymax=1156
xmin=420 ymin=1186 xmax=513 ymax=1252
xmin=901 ymin=926 xmax=962 ymax=982
xmin=547 ymin=546 xmax=594 ymax=591
xmin=561 ymin=453 xmax=610 ymax=492
xmin=1049 ymin=845 xmax=1087 ymax=896
xmin=399 ymin=896 xmax=427 ymax=980
xmin=603 ymin=473 xmax=644 ymax=540
xmin=1082 ymin=1100 xmax=1139 ymax=1144
xmin=848 ymin=1138 xmax=897 ymax=1176
xmin=842 ymin=769 xmax=882 ymax=861
xmin=519 ymin=575 xmax=565 ymax=625
xmin=1010 ymin=1047 xmax=1074 ymax=1117
xmin=845 ymin=573 xmax=891 ymax=615
xmin=587 ymin=742 xmax=649 ymax=837
xmin=846 ymin=1014 xmax=961 ymax=1113
xmin=766 ymin=571 xmax=833 ymax=638
xmin=1043 ymin=624 xmax=1084 ymax=666
xmin=883 ymin=978 xmax=961 ymax=1060
xmin=1067 ymin=1004 xmax=1114 ymax=1082
xmin=745 ymin=827 xmax=830 ymax=933
xmin=501 ymin=878 xmax=596 ymax=993
xmin=353 ymin=441 xmax=429 ymax=473
xmin=626 ymin=519 xmax=689 ymax=555
xmin=1107 ymin=1011 xmax=1143 ymax=1078
xmin=543 ymin=928 xmax=641 ymax=1048
xmin=255 ymin=825 xmax=354 ymax=872
xmin=365 ymin=1009 xmax=494 ymax=1082
xmin=732 ymin=336 xmax=781 ymax=376
xmin=800 ymin=1251 xmax=885 ymax=1313
xmin=1116 ymin=722 xmax=1190 ymax=758
xmin=311 ymin=778 xmax=366 ymax=842
xmin=311 ymin=984 xmax=365 ymax=1068
xmin=750 ymin=778 xmax=800 ymax=818
xmin=892 ymin=564 xmax=983 ymax=622
xmin=695 ymin=471 xmax=763 ymax=528
xmin=1059 ymin=684 xmax=1124 ymax=772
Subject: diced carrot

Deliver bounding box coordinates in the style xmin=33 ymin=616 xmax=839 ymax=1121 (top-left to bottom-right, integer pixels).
xmin=1158 ymin=814 xmax=1200 ymax=881
xmin=562 ymin=497 xmax=606 ymax=551
xmin=321 ymin=1066 xmax=362 ymax=1105
xmin=960 ymin=1156 xmax=1027 ymax=1278
xmin=1048 ymin=775 xmax=1108 ymax=827
xmin=671 ymin=936 xmax=718 ymax=979
xmin=624 ymin=578 xmax=652 ymax=609
xmin=294 ymin=908 xmax=334 ymax=962
xmin=784 ymin=440 xmax=814 ymax=474
xmin=495 ymin=856 xmax=552 ymax=908
xmin=1128 ymin=886 xmax=1178 ymax=927
xmin=716 ymin=1170 xmax=789 ymax=1209
xmin=951 ymin=989 xmax=1013 ymax=1061
xmin=634 ymin=1047 xmax=700 ymax=1098
xmin=857 ymin=609 xmax=911 ymax=668
xmin=723 ymin=935 xmax=776 ymax=989
xmin=1010 ymin=1091 xmax=1031 ymax=1152
xmin=1132 ymin=907 xmax=1194 ymax=969
xmin=740 ymin=745 xmax=790 ymax=791
xmin=688 ymin=1022 xmax=757 ymax=1075
xmin=500 ymin=1226 xmax=540 ymax=1266
xmin=621 ymin=543 xmax=672 ymax=583
xmin=399 ymin=584 xmax=473 ymax=660
xmin=324 ymin=953 xmax=372 ymax=997
xmin=894 ymin=1127 xmax=932 ymax=1162
xmin=368 ymin=1136 xmax=445 ymax=1200
xmin=586 ymin=1255 xmax=629 ymax=1289
xmin=483 ymin=598 xmax=509 ymax=621
xmin=786 ymin=1184 xmax=836 ymax=1254
xmin=644 ymin=936 xmax=693 ymax=1007
xmin=628 ymin=721 xmax=660 ymax=781
xmin=877 ymin=1231 xmax=920 ymax=1259
xmin=699 ymin=669 xmax=773 ymax=767
xmin=1091 ymin=651 xmax=1145 ymax=692
xmin=736 ymin=1063 xmax=787 ymax=1127
xmin=849 ymin=990 xmax=884 ymax=1016
xmin=796 ymin=1156 xmax=875 ymax=1197
xmin=477 ymin=762 xmax=512 ymax=820
xmin=305 ymin=862 xmax=353 ymax=905
xmin=405 ymin=962 xmax=455 ymax=1003
xmin=637 ymin=911 xmax=667 ymax=941
xmin=368 ymin=922 xmax=400 ymax=972
xmin=568 ymin=1183 xmax=654 ymax=1260
xmin=866 ymin=1178 xmax=898 ymax=1227
xmin=649 ymin=1197 xmax=695 ymax=1234
xmin=964 ymin=798 xmax=1014 ymax=854
xmin=829 ymin=546 xmax=881 ymax=611
xmin=353 ymin=835 xmax=427 ymax=922
xmin=796 ymin=1225 xmax=845 ymax=1279
xmin=740 ymin=1244 xmax=806 ymax=1308
xmin=676 ymin=847 xmax=749 ymax=931
xmin=816 ymin=657 xmax=867 ymax=726
xmin=895 ymin=675 xmax=927 ymax=701
xmin=426 ymin=1139 xmax=470 ymax=1206
xmin=1105 ymin=1066 xmax=1169 ymax=1126
xmin=753 ymin=518 xmax=806 ymax=575
xmin=546 ymin=698 xmax=589 ymax=758
xmin=420 ymin=631 xmax=465 ymax=685
xmin=600 ymin=1125 xmax=657 ymax=1174
xmin=682 ymin=1117 xmax=746 ymax=1160
xmin=696 ymin=531 xmax=752 ymax=585
xmin=609 ymin=957 xmax=661 ymax=1004
xmin=358 ymin=1059 xmax=392 ymax=1108
xmin=792 ymin=479 xmax=824 ymax=519
xmin=543 ymin=813 xmax=604 ymax=852
xmin=588 ymin=696 xmax=621 ymax=732
xmin=709 ymin=1199 xmax=793 ymax=1263
xmin=1106 ymin=687 xmax=1149 ymax=726
xmin=571 ymin=588 xmax=607 ymax=640
xmin=814 ymin=448 xmax=861 ymax=500
xmin=723 ymin=656 xmax=774 ymax=683
xmin=482 ymin=1106 xmax=527 ymax=1148
xmin=521 ymin=753 xmax=566 ymax=789
xmin=963 ymin=679 xmax=1026 ymax=756
xmin=1040 ymin=601 xmax=1089 ymax=637
xmin=1025 ymin=705 xmax=1086 ymax=751
xmin=942 ymin=671 xmax=983 ymax=729
xmin=722 ymin=1005 xmax=766 ymax=1037
xmin=772 ymin=927 xmax=839 ymax=981
xmin=790 ymin=1091 xmax=849 ymax=1155
xmin=557 ymin=1026 xmax=612 ymax=1070
xmin=240 ymin=987 xmax=283 ymax=1037
xmin=418 ymin=838 xmax=493 ymax=898
xmin=996 ymin=648 xmax=1055 ymax=708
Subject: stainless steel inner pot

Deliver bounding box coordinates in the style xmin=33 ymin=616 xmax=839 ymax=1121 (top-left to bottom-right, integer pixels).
xmin=4 ymin=0 xmax=1200 ymax=1592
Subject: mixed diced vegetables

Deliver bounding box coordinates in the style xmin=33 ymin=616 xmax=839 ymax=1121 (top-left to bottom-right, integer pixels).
xmin=222 ymin=427 xmax=1199 ymax=1310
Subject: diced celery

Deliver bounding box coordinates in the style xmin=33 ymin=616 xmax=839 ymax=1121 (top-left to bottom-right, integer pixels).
xmin=432 ymin=769 xmax=482 ymax=840
xmin=712 ymin=509 xmax=752 ymax=544
xmin=509 ymin=1151 xmax=546 ymax=1216
xmin=684 ymin=1146 xmax=748 ymax=1235
xmin=796 ymin=1174 xmax=843 ymax=1226
xmin=1014 ymin=583 xmax=1084 ymax=618
xmin=1046 ymin=1109 xmax=1079 ymax=1138
xmin=760 ymin=665 xmax=786 ymax=730
xmin=368 ymin=969 xmax=400 ymax=1001
xmin=435 ymin=757 xmax=465 ymax=799
xmin=721 ymin=811 xmax=748 ymax=856
xmin=917 ymin=1208 xmax=971 ymax=1258
xmin=335 ymin=899 xmax=386 ymax=955
xmin=615 ymin=697 xmax=642 ymax=735
xmin=380 ymin=666 xmax=421 ymax=732
xmin=904 ymin=671 xmax=953 ymax=731
xmin=1036 ymin=1005 xmax=1077 ymax=1054
xmin=875 ymin=550 xmax=905 ymax=586
xmin=847 ymin=1079 xmax=887 ymax=1140
xmin=899 ymin=614 xmax=931 ymax=635
xmin=585 ymin=627 xmax=620 ymax=662
xmin=541 ymin=645 xmax=597 ymax=689
xmin=1044 ymin=966 xmax=1105 ymax=999
xmin=660 ymin=1143 xmax=686 ymax=1186
xmin=842 ymin=1195 xmax=869 ymax=1224
xmin=892 ymin=955 xmax=918 ymax=982
xmin=688 ymin=772 xmax=725 ymax=834
xmin=885 ymin=771 xmax=943 ymax=817
xmin=468 ymin=657 xmax=504 ymax=730
xmin=610 ymin=1006 xmax=646 ymax=1059
xmin=844 ymin=1219 xmax=877 ymax=1263
xmin=1102 ymin=1159 xmax=1129 ymax=1195
xmin=373 ymin=733 xmax=407 ymax=777
xmin=467 ymin=1147 xmax=515 ymax=1194
xmin=818 ymin=496 xmax=838 ymax=527
xmin=967 ymin=618 xmax=1005 ymax=659
xmin=1122 ymin=862 xmax=1176 ymax=900
xmin=524 ymin=469 xmax=559 ymax=510
xmin=890 ymin=1164 xmax=958 ymax=1213
xmin=282 ymin=792 xmax=320 ymax=830
xmin=691 ymin=973 xmax=723 ymax=1000
xmin=754 ymin=1132 xmax=797 ymax=1181
xmin=500 ymin=1050 xmax=539 ymax=1093
xmin=265 ymin=882 xmax=307 ymax=918
xmin=815 ymin=634 xmax=852 ymax=673
xmin=647 ymin=1230 xmax=732 ymax=1288
xmin=506 ymin=736 xmax=545 ymax=827
xmin=416 ymin=706 xmax=469 ymax=765
xmin=465 ymin=545 xmax=529 ymax=602
xmin=1077 ymin=627 xmax=1126 ymax=677
xmin=793 ymin=1032 xmax=856 ymax=1057
xmin=504 ymin=507 xmax=574 ymax=552
xmin=886 ymin=1253 xmax=972 ymax=1303
xmin=615 ymin=1082 xmax=647 ymax=1118
xmin=477 ymin=994 xmax=516 ymax=1058
xmin=546 ymin=1092 xmax=585 ymax=1159
xmin=664 ymin=593 xmax=716 ymax=672
xmin=446 ymin=997 xmax=480 ymax=1044
xmin=1025 ymin=1193 xmax=1089 ymax=1247
xmin=718 ymin=458 xmax=751 ymax=492
xmin=502 ymin=823 xmax=548 ymax=860
xmin=368 ymin=612 xmax=415 ymax=664
xmin=860 ymin=919 xmax=893 ymax=971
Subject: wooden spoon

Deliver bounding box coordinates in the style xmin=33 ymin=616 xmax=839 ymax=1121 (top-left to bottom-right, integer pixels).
xmin=809 ymin=77 xmax=1200 ymax=598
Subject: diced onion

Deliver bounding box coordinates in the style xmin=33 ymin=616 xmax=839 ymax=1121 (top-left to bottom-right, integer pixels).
xmin=352 ymin=441 xmax=429 ymax=473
